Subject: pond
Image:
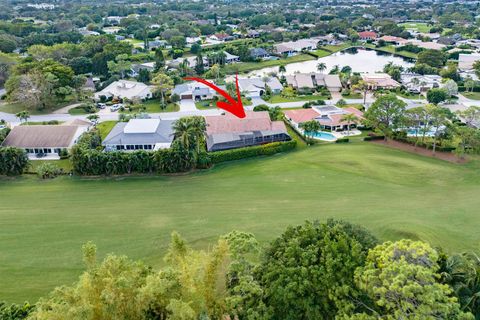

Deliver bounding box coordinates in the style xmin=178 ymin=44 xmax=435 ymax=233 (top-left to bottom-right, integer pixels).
xmin=248 ymin=47 xmax=415 ymax=77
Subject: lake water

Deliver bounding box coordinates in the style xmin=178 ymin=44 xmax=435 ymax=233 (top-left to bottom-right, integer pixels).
xmin=248 ymin=47 xmax=415 ymax=77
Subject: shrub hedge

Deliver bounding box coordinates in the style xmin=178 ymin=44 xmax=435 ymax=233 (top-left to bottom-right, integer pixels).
xmin=0 ymin=147 xmax=29 ymax=176
xmin=363 ymin=136 xmax=385 ymax=141
xmin=209 ymin=140 xmax=297 ymax=164
xmin=335 ymin=138 xmax=349 ymax=143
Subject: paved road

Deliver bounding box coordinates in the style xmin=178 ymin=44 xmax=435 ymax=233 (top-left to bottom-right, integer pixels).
xmin=2 ymin=94 xmax=476 ymax=126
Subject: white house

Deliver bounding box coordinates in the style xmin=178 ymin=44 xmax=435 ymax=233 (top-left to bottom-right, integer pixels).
xmin=400 ymin=74 xmax=442 ymax=93
xmin=95 ymin=80 xmax=153 ymax=101
xmin=237 ymin=77 xmax=283 ymax=97
xmin=172 ymin=82 xmax=223 ymax=101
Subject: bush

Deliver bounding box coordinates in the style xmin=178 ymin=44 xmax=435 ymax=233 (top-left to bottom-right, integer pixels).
xmin=209 ymin=140 xmax=297 ymax=164
xmin=36 ymin=162 xmax=63 ymax=179
xmin=0 ymin=147 xmax=29 ymax=175
xmin=302 ymin=100 xmax=325 ymax=108
xmin=335 ymin=138 xmax=349 ymax=143
xmin=363 ymin=135 xmax=385 ymax=141
xmin=58 ymin=149 xmax=69 ymax=159
xmin=341 ymin=89 xmax=351 ymax=97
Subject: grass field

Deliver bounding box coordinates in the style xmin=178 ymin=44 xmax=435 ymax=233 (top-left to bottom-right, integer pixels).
xmin=1 ymin=143 xmax=480 ymax=303
xmin=461 ymin=92 xmax=480 ymax=100
xmin=223 ymin=54 xmax=315 ymax=74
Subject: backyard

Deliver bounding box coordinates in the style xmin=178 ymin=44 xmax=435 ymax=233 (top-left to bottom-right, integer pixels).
xmin=222 ymin=54 xmax=315 ymax=74
xmin=1 ymin=142 xmax=480 ymax=303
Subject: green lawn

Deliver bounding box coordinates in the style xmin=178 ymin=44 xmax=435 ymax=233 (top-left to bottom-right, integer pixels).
xmin=396 ymin=92 xmax=425 ymax=100
xmin=266 ymin=94 xmax=329 ymax=103
xmin=223 ymin=54 xmax=315 ymax=74
xmin=124 ymin=100 xmax=180 ymax=113
xmin=363 ymin=44 xmax=418 ymax=59
xmin=1 ymin=143 xmax=480 ymax=303
xmin=399 ymin=22 xmax=432 ymax=33
xmin=461 ymin=92 xmax=480 ymax=100
xmin=68 ymin=106 xmax=96 ymax=115
xmin=196 ymin=98 xmax=252 ymax=110
xmin=0 ymin=99 xmax=79 ymax=115
xmin=341 ymin=93 xmax=363 ymax=99
xmin=96 ymin=121 xmax=118 ymax=139
xmin=27 ymin=159 xmax=73 ymax=174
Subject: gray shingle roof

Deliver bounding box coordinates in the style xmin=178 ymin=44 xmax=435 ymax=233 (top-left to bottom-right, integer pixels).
xmin=102 ymin=120 xmax=175 ymax=146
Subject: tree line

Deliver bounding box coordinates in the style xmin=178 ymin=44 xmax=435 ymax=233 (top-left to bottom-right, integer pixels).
xmin=2 ymin=219 xmax=479 ymax=320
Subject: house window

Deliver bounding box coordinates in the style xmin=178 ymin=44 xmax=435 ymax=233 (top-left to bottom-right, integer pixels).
xmin=126 ymin=145 xmax=133 ymax=150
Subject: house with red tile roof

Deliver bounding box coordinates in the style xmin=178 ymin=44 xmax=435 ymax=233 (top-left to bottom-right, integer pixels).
xmin=358 ymin=31 xmax=377 ymax=41
xmin=204 ymin=111 xmax=291 ymax=151
xmin=284 ymin=106 xmax=364 ymax=132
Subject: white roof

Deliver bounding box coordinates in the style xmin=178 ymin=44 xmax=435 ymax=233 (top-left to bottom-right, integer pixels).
xmin=124 ymin=119 xmax=160 ymax=134
xmin=96 ymin=80 xmax=152 ymax=100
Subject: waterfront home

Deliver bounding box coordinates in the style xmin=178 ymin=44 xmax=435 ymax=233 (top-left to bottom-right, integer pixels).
xmin=249 ymin=48 xmax=270 ymax=60
xmin=167 ymin=56 xmax=210 ymax=70
xmin=204 ymin=111 xmax=291 ymax=152
xmin=361 ymin=73 xmax=400 ymax=89
xmin=285 ymin=73 xmax=342 ymax=93
xmin=2 ymin=123 xmax=89 ymax=159
xmin=94 ymin=80 xmax=153 ymax=101
xmin=102 ymin=119 xmax=175 ymax=152
xmin=237 ymin=77 xmax=283 ymax=97
xmin=377 ymin=35 xmax=406 ymax=45
xmin=173 ymin=82 xmax=223 ymax=101
xmin=358 ymin=31 xmax=377 ymax=41
xmin=274 ymin=38 xmax=319 ymax=56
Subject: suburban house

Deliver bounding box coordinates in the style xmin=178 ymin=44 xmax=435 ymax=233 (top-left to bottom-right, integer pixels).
xmin=147 ymin=39 xmax=168 ymax=50
xmin=284 ymin=106 xmax=364 ymax=132
xmin=377 ymin=35 xmax=406 ymax=45
xmin=2 ymin=123 xmax=89 ymax=159
xmin=437 ymin=34 xmax=462 ymax=46
xmin=167 ymin=56 xmax=210 ymax=70
xmin=274 ymin=38 xmax=319 ymax=55
xmin=237 ymin=77 xmax=283 ymax=97
xmin=246 ymin=30 xmax=260 ymax=38
xmin=249 ymin=48 xmax=270 ymax=60
xmin=285 ymin=73 xmax=342 ymax=93
xmin=224 ymin=51 xmax=240 ymax=64
xmin=458 ymin=53 xmax=480 ymax=71
xmin=95 ymin=80 xmax=153 ymax=101
xmin=361 ymin=73 xmax=400 ymax=89
xmin=358 ymin=31 xmax=377 ymax=41
xmin=102 ymin=118 xmax=175 ymax=152
xmin=209 ymin=33 xmax=234 ymax=42
xmin=173 ymin=82 xmax=223 ymax=101
xmin=400 ymin=74 xmax=442 ymax=93
xmin=204 ymin=111 xmax=291 ymax=152
xmin=131 ymin=62 xmax=156 ymax=77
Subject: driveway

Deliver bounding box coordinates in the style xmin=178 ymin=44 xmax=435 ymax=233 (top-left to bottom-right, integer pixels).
xmin=179 ymin=99 xmax=197 ymax=112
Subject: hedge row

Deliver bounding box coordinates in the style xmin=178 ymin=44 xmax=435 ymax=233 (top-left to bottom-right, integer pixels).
xmin=363 ymin=136 xmax=385 ymax=141
xmin=0 ymin=147 xmax=29 ymax=176
xmin=335 ymin=138 xmax=349 ymax=143
xmin=209 ymin=140 xmax=297 ymax=164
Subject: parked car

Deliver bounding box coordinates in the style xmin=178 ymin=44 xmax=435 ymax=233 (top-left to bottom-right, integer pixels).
xmin=110 ymin=104 xmax=123 ymax=112
xmin=97 ymin=103 xmax=106 ymax=109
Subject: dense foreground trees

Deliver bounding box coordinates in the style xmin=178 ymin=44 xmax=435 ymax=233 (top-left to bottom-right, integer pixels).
xmin=4 ymin=220 xmax=478 ymax=320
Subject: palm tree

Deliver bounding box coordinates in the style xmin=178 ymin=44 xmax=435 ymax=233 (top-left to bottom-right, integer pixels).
xmin=172 ymin=116 xmax=206 ymax=154
xmin=340 ymin=113 xmax=359 ymax=136
xmin=299 ymin=120 xmax=321 ymax=139
xmin=15 ymin=110 xmax=30 ymax=123
xmin=278 ymin=64 xmax=286 ymax=75
xmin=352 ymin=80 xmax=370 ymax=105
xmin=317 ymin=62 xmax=327 ymax=73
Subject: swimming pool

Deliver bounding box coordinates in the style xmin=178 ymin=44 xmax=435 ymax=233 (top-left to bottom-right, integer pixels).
xmin=407 ymin=129 xmax=436 ymax=137
xmin=306 ymin=131 xmax=337 ymax=141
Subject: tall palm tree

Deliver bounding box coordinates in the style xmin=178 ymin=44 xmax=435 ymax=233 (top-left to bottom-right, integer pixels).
xmin=278 ymin=64 xmax=286 ymax=75
xmin=172 ymin=116 xmax=206 ymax=154
xmin=340 ymin=113 xmax=359 ymax=136
xmin=317 ymin=62 xmax=327 ymax=73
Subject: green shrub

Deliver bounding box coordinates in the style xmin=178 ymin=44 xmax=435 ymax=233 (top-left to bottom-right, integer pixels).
xmin=341 ymin=89 xmax=351 ymax=97
xmin=335 ymin=138 xmax=349 ymax=143
xmin=0 ymin=147 xmax=29 ymax=176
xmin=363 ymin=135 xmax=385 ymax=141
xmin=209 ymin=140 xmax=297 ymax=164
xmin=36 ymin=162 xmax=63 ymax=179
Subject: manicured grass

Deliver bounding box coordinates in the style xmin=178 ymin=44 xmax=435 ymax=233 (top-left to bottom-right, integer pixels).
xmin=1 ymin=143 xmax=480 ymax=303
xmin=196 ymin=98 xmax=252 ymax=110
xmin=266 ymin=94 xmax=329 ymax=103
xmin=396 ymin=92 xmax=425 ymax=100
xmin=96 ymin=121 xmax=117 ymax=140
xmin=363 ymin=44 xmax=418 ymax=59
xmin=223 ymin=54 xmax=315 ymax=74
xmin=461 ymin=92 xmax=480 ymax=100
xmin=341 ymin=93 xmax=363 ymax=99
xmin=68 ymin=106 xmax=96 ymax=115
xmin=27 ymin=159 xmax=73 ymax=174
xmin=0 ymin=100 xmax=78 ymax=115
xmin=124 ymin=100 xmax=180 ymax=113
xmin=399 ymin=22 xmax=432 ymax=33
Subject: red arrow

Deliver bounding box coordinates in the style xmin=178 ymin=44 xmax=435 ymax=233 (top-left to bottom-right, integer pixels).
xmin=184 ymin=74 xmax=246 ymax=118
